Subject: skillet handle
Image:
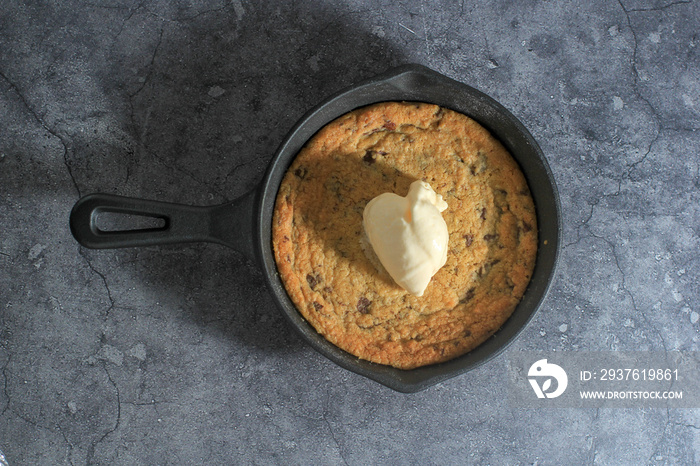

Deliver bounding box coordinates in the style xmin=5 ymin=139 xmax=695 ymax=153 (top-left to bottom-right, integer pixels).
xmin=69 ymin=190 xmax=257 ymax=262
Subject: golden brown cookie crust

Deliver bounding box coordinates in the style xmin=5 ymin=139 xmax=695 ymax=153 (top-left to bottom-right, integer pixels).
xmin=272 ymin=102 xmax=537 ymax=369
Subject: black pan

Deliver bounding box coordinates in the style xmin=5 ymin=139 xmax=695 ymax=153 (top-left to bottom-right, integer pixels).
xmin=70 ymin=64 xmax=561 ymax=393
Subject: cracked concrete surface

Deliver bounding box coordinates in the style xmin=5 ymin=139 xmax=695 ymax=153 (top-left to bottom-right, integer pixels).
xmin=1 ymin=0 xmax=699 ymax=464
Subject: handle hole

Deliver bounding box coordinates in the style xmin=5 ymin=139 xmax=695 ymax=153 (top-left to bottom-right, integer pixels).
xmin=94 ymin=212 xmax=167 ymax=232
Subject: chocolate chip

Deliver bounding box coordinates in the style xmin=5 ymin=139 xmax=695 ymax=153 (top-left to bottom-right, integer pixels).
xmin=306 ymin=273 xmax=321 ymax=290
xmin=357 ymin=297 xmax=371 ymax=314
xmin=483 ymin=234 xmax=497 ymax=241
xmin=464 ymin=329 xmax=472 ymax=337
xmin=312 ymin=302 xmax=323 ymax=311
xmin=323 ymin=286 xmax=333 ymax=294
xmin=460 ymin=287 xmax=476 ymax=303
xmin=464 ymin=234 xmax=474 ymax=247
xmin=383 ymin=121 xmax=396 ymax=131
xmin=363 ymin=151 xmax=376 ymax=164
xmin=480 ymin=208 xmax=487 ymax=220
xmin=294 ymin=167 xmax=307 ymax=179
xmin=522 ymin=221 xmax=533 ymax=233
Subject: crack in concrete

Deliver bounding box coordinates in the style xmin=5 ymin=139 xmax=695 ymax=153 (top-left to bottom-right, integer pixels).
xmin=588 ymin=229 xmax=669 ymax=352
xmin=80 ymin=0 xmax=133 ymax=9
xmin=625 ymin=130 xmax=660 ymax=182
xmin=672 ymin=421 xmax=700 ymax=430
xmin=0 ymin=70 xmax=81 ymax=196
xmin=627 ymin=0 xmax=692 ymax=13
xmin=564 ymin=2 xmax=681 ymax=256
xmin=646 ymin=409 xmax=700 ymax=463
xmin=122 ymin=399 xmax=170 ymax=407
xmin=323 ymin=414 xmax=349 ymax=466
xmin=322 ymin=391 xmax=349 ymax=466
xmin=129 ymin=27 xmax=164 ymax=100
xmin=78 ymin=249 xmax=115 ymax=317
xmin=145 ymin=144 xmax=227 ymax=200
xmin=87 ymin=363 xmax=121 ymax=465
xmin=112 ymin=0 xmax=148 ymax=40
xmin=83 ymin=0 xmax=234 ymax=25
xmin=57 ymin=423 xmax=77 ymax=466
xmin=223 ymin=156 xmax=260 ymax=186
xmin=172 ymin=3 xmax=233 ymax=22
xmin=563 ymin=201 xmax=597 ymax=250
xmin=648 ymin=407 xmax=671 ymax=464
xmin=0 ymin=411 xmax=76 ymax=464
xmin=617 ymin=0 xmax=662 ymax=178
xmin=8 ymin=407 xmax=77 ymax=466
xmin=560 ymin=3 xmax=692 ymax=356
xmin=586 ymin=436 xmax=597 ymax=466
xmin=1 ymin=355 xmax=11 ymax=417
xmin=142 ymin=2 xmax=233 ymax=24
xmin=122 ymin=25 xmax=227 ymax=201
xmin=6 ymin=404 xmax=68 ymax=446
xmin=603 ymin=127 xmax=661 ymax=201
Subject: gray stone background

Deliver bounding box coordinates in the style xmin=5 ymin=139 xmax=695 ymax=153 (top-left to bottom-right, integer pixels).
xmin=1 ymin=0 xmax=699 ymax=464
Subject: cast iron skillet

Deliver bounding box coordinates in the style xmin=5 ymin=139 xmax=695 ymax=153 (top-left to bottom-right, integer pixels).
xmin=70 ymin=64 xmax=561 ymax=393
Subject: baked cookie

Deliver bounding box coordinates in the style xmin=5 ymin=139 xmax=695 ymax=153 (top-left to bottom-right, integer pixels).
xmin=272 ymin=102 xmax=537 ymax=369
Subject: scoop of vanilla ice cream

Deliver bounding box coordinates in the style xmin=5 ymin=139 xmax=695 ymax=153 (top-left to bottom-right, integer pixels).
xmin=363 ymin=180 xmax=449 ymax=296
